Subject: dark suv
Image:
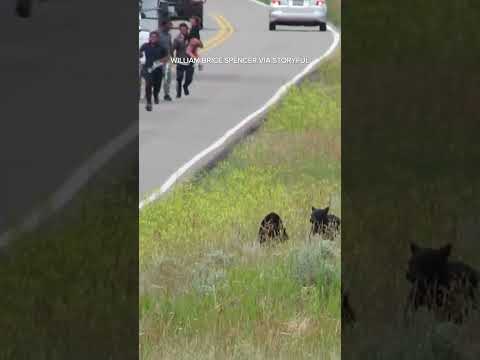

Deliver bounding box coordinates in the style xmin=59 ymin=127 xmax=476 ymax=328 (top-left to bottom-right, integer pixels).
xmin=141 ymin=0 xmax=204 ymax=28
xmin=140 ymin=0 xmax=169 ymax=28
xmin=167 ymin=0 xmax=205 ymax=28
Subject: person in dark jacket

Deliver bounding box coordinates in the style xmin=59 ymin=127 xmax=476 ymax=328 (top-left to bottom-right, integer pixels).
xmin=189 ymin=16 xmax=202 ymax=41
xmin=139 ymin=31 xmax=168 ymax=111
xmin=172 ymin=23 xmax=195 ymax=98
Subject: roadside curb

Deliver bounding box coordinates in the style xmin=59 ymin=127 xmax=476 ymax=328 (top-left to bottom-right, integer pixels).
xmin=140 ymin=18 xmax=340 ymax=210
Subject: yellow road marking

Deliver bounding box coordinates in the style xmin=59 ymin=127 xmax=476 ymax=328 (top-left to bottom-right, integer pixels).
xmin=201 ymin=14 xmax=234 ymax=53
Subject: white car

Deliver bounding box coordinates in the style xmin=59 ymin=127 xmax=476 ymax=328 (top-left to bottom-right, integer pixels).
xmin=269 ymin=0 xmax=327 ymax=32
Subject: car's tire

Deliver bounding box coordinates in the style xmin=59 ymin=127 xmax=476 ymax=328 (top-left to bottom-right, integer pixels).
xmin=319 ymin=22 xmax=327 ymax=31
xmin=269 ymin=22 xmax=276 ymax=31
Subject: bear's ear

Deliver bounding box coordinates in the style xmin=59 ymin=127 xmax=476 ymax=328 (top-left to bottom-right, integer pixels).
xmin=410 ymin=242 xmax=420 ymax=254
xmin=324 ymin=207 xmax=330 ymax=214
xmin=312 ymin=206 xmax=316 ymax=212
xmin=439 ymin=243 xmax=452 ymax=258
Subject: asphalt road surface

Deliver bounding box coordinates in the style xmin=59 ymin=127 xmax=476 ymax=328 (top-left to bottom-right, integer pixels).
xmin=1 ymin=0 xmax=137 ymax=235
xmin=139 ymin=0 xmax=336 ymax=199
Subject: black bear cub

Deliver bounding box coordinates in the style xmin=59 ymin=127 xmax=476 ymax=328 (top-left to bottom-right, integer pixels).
xmin=258 ymin=212 xmax=288 ymax=245
xmin=342 ymin=291 xmax=356 ymax=326
xmin=310 ymin=206 xmax=340 ymax=239
xmin=405 ymin=242 xmax=479 ymax=324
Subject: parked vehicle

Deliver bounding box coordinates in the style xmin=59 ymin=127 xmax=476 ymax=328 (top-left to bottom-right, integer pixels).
xmin=140 ymin=0 xmax=170 ymax=28
xmin=167 ymin=0 xmax=205 ymax=28
xmin=269 ymin=0 xmax=327 ymax=32
xmin=140 ymin=0 xmax=205 ymax=29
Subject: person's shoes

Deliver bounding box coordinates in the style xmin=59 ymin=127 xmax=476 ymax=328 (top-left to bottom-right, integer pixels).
xmin=154 ymin=96 xmax=159 ymax=104
xmin=164 ymin=94 xmax=172 ymax=101
xmin=146 ymin=103 xmax=152 ymax=111
xmin=176 ymin=92 xmax=181 ymax=98
xmin=183 ymin=85 xmax=190 ymax=96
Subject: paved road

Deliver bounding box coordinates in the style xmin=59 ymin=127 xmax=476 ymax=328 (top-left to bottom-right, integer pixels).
xmin=139 ymin=0 xmax=335 ymax=199
xmin=1 ymin=0 xmax=137 ymax=235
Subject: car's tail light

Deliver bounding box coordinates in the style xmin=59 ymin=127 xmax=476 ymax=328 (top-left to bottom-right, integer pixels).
xmin=315 ymin=0 xmax=325 ymax=5
xmin=271 ymin=0 xmax=280 ymax=5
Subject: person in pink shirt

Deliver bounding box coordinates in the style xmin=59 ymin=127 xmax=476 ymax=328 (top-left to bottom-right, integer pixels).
xmin=186 ymin=37 xmax=202 ymax=62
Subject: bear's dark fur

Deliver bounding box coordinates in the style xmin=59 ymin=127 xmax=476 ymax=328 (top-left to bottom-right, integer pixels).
xmin=342 ymin=291 xmax=356 ymax=326
xmin=405 ymin=242 xmax=479 ymax=324
xmin=310 ymin=206 xmax=340 ymax=239
xmin=258 ymin=212 xmax=288 ymax=245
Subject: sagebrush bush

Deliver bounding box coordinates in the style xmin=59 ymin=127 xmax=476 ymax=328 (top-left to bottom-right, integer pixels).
xmin=287 ymin=240 xmax=340 ymax=288
xmin=191 ymin=250 xmax=233 ymax=295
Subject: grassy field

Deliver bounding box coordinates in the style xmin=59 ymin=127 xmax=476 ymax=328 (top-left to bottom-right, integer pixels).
xmin=340 ymin=0 xmax=480 ymax=359
xmin=0 ymin=146 xmax=138 ymax=359
xmin=140 ymin=12 xmax=341 ymax=358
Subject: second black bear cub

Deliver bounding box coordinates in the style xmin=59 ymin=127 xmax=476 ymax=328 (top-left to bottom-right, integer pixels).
xmin=405 ymin=242 xmax=479 ymax=324
xmin=258 ymin=212 xmax=288 ymax=245
xmin=310 ymin=206 xmax=340 ymax=239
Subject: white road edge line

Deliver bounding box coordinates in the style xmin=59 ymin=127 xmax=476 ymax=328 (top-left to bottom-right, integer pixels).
xmin=139 ymin=16 xmax=340 ymax=210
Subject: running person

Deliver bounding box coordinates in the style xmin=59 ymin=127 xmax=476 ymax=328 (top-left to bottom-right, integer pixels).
xmin=186 ymin=37 xmax=202 ymax=65
xmin=139 ymin=31 xmax=168 ymax=111
xmin=189 ymin=16 xmax=204 ymax=71
xmin=172 ymin=23 xmax=195 ymax=98
xmin=159 ymin=20 xmax=173 ymax=101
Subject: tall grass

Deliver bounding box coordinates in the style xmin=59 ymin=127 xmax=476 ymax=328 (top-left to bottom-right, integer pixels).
xmin=341 ymin=0 xmax=480 ymax=358
xmin=0 ymin=151 xmax=138 ymax=359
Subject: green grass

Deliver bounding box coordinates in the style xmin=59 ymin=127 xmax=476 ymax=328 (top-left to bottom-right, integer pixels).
xmin=340 ymin=1 xmax=480 ymax=358
xmin=140 ymin=27 xmax=341 ymax=360
xmin=0 ymin=150 xmax=138 ymax=359
xmin=141 ymin=241 xmax=340 ymax=359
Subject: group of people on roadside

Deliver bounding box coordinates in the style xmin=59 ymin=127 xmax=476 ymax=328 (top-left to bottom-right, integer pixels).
xmin=139 ymin=16 xmax=203 ymax=112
